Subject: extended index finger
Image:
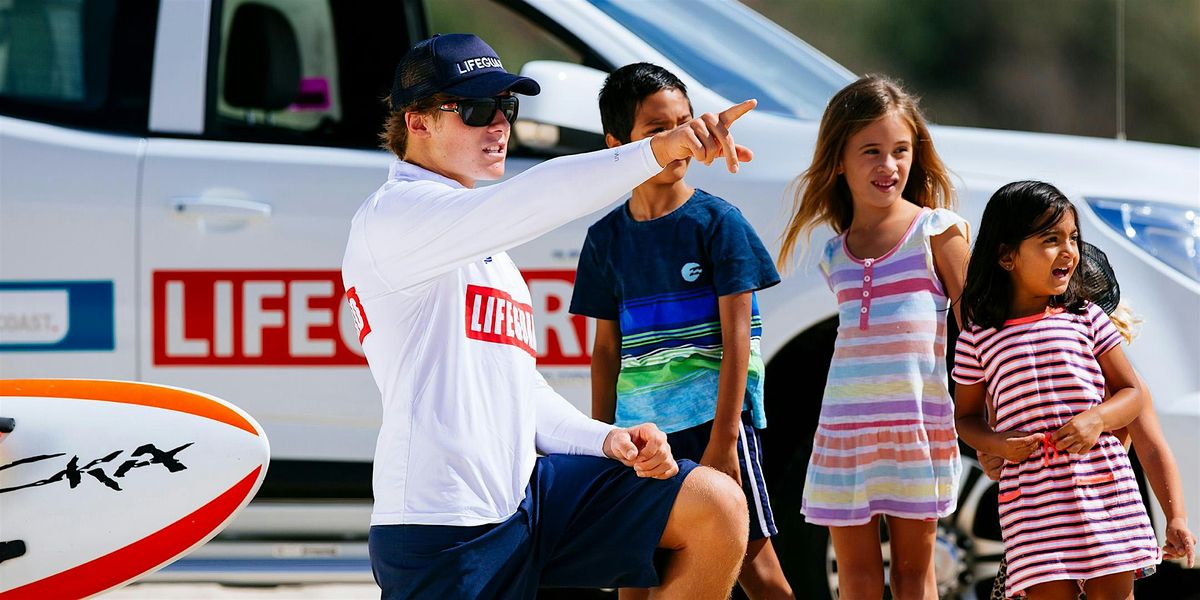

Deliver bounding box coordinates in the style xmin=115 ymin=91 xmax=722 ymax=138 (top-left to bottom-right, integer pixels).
xmin=718 ymin=99 xmax=757 ymax=128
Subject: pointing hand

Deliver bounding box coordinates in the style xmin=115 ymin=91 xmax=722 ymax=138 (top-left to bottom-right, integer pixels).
xmin=651 ymin=99 xmax=757 ymax=173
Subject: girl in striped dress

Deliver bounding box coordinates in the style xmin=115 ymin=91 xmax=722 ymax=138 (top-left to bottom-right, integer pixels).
xmin=778 ymin=75 xmax=970 ymax=599
xmin=954 ymin=181 xmax=1160 ymax=599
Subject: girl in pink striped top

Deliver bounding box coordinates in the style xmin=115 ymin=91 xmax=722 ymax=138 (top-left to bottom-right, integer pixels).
xmin=778 ymin=76 xmax=970 ymax=599
xmin=954 ymin=181 xmax=1160 ymax=599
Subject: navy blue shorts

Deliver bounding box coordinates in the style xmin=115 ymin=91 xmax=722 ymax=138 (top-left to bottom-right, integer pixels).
xmin=666 ymin=412 xmax=777 ymax=541
xmin=369 ymin=454 xmax=698 ymax=599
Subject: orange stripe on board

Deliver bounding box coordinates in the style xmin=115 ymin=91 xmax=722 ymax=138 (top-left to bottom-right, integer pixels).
xmin=0 ymin=466 xmax=262 ymax=600
xmin=0 ymin=380 xmax=257 ymax=436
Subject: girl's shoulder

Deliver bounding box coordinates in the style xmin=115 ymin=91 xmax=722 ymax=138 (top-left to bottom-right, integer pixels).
xmin=921 ymin=208 xmax=969 ymax=241
xmin=1077 ymin=301 xmax=1118 ymax=333
xmin=820 ymin=233 xmax=845 ymax=264
xmin=1081 ymin=300 xmax=1106 ymax=318
xmin=964 ymin=302 xmax=1103 ymax=344
xmin=959 ymin=321 xmax=996 ymax=340
xmin=1048 ymin=301 xmax=1102 ymax=326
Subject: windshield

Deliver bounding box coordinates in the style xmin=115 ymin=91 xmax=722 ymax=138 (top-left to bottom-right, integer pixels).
xmin=587 ymin=0 xmax=854 ymax=120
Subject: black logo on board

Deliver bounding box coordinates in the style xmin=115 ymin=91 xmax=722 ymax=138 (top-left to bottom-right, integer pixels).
xmin=0 ymin=443 xmax=192 ymax=494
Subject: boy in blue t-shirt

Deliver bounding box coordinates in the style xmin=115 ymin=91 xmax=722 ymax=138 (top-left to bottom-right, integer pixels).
xmin=569 ymin=63 xmax=792 ymax=599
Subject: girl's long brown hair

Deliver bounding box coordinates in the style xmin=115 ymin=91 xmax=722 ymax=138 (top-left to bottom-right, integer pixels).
xmin=778 ymin=75 xmax=956 ymax=271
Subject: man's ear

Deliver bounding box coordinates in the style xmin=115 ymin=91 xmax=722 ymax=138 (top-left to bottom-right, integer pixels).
xmin=604 ymin=133 xmax=623 ymax=149
xmin=406 ymin=112 xmax=434 ymax=140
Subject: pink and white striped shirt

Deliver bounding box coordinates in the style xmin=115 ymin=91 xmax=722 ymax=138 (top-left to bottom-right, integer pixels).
xmin=954 ymin=303 xmax=1160 ymax=596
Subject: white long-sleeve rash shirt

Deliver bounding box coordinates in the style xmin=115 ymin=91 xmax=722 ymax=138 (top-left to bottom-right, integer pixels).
xmin=342 ymin=139 xmax=662 ymax=526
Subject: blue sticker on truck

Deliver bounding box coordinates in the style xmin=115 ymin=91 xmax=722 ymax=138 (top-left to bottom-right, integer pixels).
xmin=0 ymin=281 xmax=114 ymax=351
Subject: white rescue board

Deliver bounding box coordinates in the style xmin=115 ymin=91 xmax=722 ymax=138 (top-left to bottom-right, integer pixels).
xmin=0 ymin=379 xmax=270 ymax=598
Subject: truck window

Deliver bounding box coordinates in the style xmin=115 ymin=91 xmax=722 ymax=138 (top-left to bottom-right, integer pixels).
xmin=423 ymin=0 xmax=607 ymax=155
xmin=587 ymin=0 xmax=853 ymax=120
xmin=0 ymin=0 xmax=158 ymax=133
xmin=205 ymin=0 xmax=411 ymax=149
xmin=424 ymin=0 xmax=584 ymax=75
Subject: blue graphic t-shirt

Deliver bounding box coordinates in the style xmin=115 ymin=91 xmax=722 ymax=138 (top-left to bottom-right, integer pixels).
xmin=569 ymin=189 xmax=780 ymax=433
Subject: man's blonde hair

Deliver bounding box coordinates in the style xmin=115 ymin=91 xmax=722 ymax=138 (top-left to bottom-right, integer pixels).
xmin=380 ymin=93 xmax=454 ymax=158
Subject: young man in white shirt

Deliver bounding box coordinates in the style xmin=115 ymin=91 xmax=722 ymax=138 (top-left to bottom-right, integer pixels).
xmin=342 ymin=33 xmax=757 ymax=599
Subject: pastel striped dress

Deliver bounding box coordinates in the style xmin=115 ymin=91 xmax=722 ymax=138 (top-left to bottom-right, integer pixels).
xmin=954 ymin=304 xmax=1160 ymax=597
xmin=802 ymin=208 xmax=964 ymax=526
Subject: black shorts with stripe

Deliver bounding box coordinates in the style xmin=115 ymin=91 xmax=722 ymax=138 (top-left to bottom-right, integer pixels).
xmin=666 ymin=411 xmax=777 ymax=541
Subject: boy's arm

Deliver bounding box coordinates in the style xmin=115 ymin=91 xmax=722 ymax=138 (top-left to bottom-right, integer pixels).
xmin=591 ymin=319 xmax=621 ymax=424
xmin=703 ymin=292 xmax=752 ymax=484
xmin=703 ymin=205 xmax=779 ymax=485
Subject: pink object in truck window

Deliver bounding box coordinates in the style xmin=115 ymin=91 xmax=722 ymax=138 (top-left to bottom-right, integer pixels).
xmin=289 ymin=77 xmax=331 ymax=111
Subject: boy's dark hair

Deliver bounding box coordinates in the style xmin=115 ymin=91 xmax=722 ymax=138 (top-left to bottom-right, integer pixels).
xmin=599 ymin=63 xmax=691 ymax=144
xmin=961 ymin=180 xmax=1088 ymax=330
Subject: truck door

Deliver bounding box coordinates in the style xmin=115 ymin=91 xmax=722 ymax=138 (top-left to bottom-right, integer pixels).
xmin=0 ymin=1 xmax=157 ymax=380
xmin=421 ymin=0 xmax=610 ymax=414
xmin=137 ymin=0 xmax=411 ymax=485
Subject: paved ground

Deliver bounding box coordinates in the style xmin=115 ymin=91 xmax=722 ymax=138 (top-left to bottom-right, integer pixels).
xmin=101 ymin=584 xmax=616 ymax=599
xmin=96 ymin=562 xmax=1200 ymax=598
xmin=104 ymin=583 xmax=379 ymax=599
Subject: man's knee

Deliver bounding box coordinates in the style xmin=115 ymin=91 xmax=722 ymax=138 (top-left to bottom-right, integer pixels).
xmin=689 ymin=466 xmax=747 ymax=519
xmin=665 ymin=466 xmax=748 ymax=547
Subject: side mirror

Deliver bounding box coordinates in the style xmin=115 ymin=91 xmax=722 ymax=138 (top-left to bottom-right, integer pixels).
xmin=514 ymin=61 xmax=608 ymax=155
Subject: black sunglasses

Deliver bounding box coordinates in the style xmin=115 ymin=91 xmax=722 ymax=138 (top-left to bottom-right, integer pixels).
xmin=438 ymin=96 xmax=519 ymax=127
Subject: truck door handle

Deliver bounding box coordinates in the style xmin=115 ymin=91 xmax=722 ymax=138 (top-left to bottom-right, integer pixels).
xmin=172 ymin=197 xmax=272 ymax=219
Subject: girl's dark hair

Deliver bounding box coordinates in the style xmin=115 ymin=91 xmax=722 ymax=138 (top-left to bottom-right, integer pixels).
xmin=961 ymin=180 xmax=1088 ymax=330
xmin=599 ymin=62 xmax=691 ymax=144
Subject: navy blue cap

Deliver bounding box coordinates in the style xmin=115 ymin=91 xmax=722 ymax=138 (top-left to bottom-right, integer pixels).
xmin=390 ymin=33 xmax=540 ymax=111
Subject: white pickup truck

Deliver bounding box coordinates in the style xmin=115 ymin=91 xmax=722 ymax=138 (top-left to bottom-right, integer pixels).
xmin=1 ymin=0 xmax=1196 ymax=596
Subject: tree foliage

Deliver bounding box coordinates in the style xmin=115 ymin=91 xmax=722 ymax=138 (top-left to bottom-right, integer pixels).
xmin=746 ymin=0 xmax=1199 ymax=147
